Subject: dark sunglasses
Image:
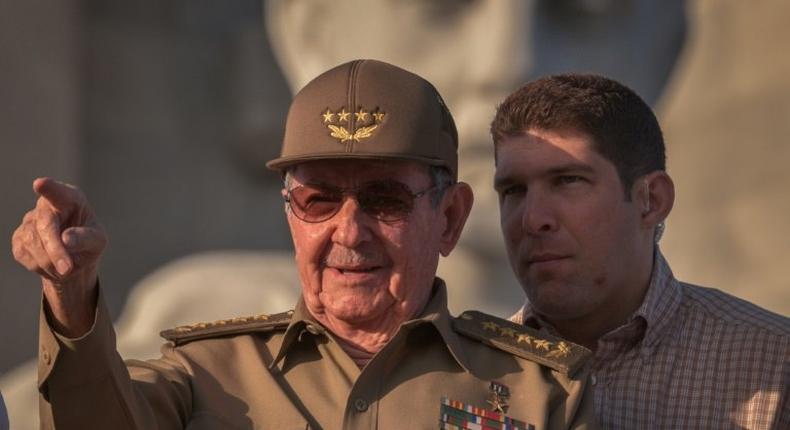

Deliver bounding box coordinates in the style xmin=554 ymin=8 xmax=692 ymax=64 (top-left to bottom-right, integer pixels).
xmin=284 ymin=180 xmax=444 ymax=223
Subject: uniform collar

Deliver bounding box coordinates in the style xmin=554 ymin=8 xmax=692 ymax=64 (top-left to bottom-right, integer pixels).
xmin=268 ymin=297 xmax=322 ymax=370
xmin=399 ymin=278 xmax=472 ymax=372
xmin=269 ymin=278 xmax=471 ymax=372
xmin=512 ymin=247 xmax=683 ymax=360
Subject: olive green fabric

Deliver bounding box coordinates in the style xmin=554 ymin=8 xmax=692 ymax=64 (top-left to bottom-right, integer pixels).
xmin=37 ymin=282 xmax=598 ymax=429
xmin=266 ymin=59 xmax=459 ymax=180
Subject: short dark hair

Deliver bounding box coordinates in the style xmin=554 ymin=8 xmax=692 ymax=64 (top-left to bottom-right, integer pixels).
xmin=490 ymin=74 xmax=665 ymax=198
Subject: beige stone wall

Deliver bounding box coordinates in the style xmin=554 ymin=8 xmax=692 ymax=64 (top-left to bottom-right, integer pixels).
xmin=660 ymin=0 xmax=790 ymax=315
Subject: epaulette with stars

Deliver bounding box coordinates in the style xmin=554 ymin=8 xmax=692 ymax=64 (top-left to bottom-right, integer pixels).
xmin=160 ymin=310 xmax=293 ymax=346
xmin=453 ymin=311 xmax=591 ymax=376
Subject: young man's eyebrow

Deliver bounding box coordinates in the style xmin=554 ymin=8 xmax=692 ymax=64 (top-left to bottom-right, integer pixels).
xmin=545 ymin=163 xmax=595 ymax=175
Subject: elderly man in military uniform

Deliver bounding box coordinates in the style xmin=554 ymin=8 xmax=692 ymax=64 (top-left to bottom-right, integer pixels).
xmin=12 ymin=60 xmax=596 ymax=429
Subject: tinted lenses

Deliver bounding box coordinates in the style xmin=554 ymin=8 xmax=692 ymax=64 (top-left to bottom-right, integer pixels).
xmin=286 ymin=181 xmax=427 ymax=223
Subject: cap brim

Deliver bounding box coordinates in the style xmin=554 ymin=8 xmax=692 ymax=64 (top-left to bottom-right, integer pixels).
xmin=265 ymin=152 xmax=448 ymax=172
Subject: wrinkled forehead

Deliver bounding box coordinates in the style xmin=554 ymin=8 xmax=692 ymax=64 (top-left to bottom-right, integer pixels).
xmin=287 ymin=159 xmax=431 ymax=187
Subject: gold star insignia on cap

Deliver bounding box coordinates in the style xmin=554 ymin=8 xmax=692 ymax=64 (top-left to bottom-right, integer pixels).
xmin=324 ymin=106 xmax=382 ymax=143
xmin=337 ymin=109 xmax=350 ymax=122
xmin=373 ymin=111 xmax=385 ymax=122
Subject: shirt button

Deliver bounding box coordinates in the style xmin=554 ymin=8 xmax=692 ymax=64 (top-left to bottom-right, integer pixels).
xmin=354 ymin=398 xmax=368 ymax=412
xmin=42 ymin=349 xmax=51 ymax=365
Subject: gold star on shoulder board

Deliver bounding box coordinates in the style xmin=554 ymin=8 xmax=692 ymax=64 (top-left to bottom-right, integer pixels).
xmin=482 ymin=321 xmax=499 ymax=331
xmin=516 ymin=333 xmax=534 ymax=346
xmin=546 ymin=341 xmax=571 ymax=358
xmin=322 ymin=109 xmax=335 ymax=123
xmin=373 ymin=112 xmax=385 ymax=122
xmin=499 ymin=327 xmax=516 ymax=338
xmin=534 ymin=339 xmax=552 ymax=350
xmin=355 ymin=109 xmax=369 ymax=122
xmin=337 ymin=109 xmax=350 ymax=122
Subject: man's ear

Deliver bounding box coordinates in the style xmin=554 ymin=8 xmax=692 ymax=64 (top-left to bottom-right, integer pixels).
xmin=438 ymin=182 xmax=474 ymax=257
xmin=636 ymin=171 xmax=674 ymax=229
xmin=281 ymin=188 xmax=290 ymax=215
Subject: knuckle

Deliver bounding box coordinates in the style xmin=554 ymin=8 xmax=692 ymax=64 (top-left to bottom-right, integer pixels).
xmin=11 ymin=225 xmax=23 ymax=242
xmin=36 ymin=216 xmax=55 ymax=232
xmin=23 ymin=228 xmax=38 ymax=246
xmin=35 ymin=212 xmax=57 ymax=231
xmin=11 ymin=243 xmax=25 ymax=261
xmin=21 ymin=259 xmax=39 ymax=272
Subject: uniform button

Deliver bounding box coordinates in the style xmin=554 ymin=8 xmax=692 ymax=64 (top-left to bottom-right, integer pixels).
xmin=354 ymin=398 xmax=368 ymax=412
xmin=305 ymin=324 xmax=321 ymax=335
xmin=42 ymin=349 xmax=51 ymax=365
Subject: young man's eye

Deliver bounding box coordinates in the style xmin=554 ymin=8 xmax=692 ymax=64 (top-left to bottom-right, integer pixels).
xmin=557 ymin=175 xmax=585 ymax=185
xmin=500 ymin=184 xmax=526 ymax=197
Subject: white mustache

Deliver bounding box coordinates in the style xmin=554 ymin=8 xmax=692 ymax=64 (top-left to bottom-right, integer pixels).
xmin=323 ymin=247 xmax=385 ymax=267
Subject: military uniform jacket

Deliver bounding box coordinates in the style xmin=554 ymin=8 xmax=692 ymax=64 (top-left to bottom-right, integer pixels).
xmin=38 ymin=280 xmax=597 ymax=429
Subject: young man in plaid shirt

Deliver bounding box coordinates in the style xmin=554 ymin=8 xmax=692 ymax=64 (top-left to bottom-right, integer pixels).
xmin=492 ymin=74 xmax=789 ymax=429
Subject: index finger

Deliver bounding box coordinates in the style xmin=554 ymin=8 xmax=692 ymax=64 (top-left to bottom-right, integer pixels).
xmin=33 ymin=177 xmax=85 ymax=214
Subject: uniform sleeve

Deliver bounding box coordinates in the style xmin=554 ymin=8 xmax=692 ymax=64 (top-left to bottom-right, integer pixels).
xmin=38 ymin=288 xmax=192 ymax=429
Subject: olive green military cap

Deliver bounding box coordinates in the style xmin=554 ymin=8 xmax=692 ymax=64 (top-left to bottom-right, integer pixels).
xmin=266 ymin=59 xmax=459 ymax=180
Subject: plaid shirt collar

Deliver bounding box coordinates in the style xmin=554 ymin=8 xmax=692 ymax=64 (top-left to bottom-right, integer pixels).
xmin=514 ymin=247 xmax=683 ymax=359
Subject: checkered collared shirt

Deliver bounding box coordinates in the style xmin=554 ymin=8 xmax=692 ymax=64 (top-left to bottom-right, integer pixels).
xmin=511 ymin=249 xmax=790 ymax=429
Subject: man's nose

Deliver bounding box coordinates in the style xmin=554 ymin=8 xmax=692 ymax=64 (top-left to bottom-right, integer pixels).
xmin=522 ymin=190 xmax=558 ymax=235
xmin=330 ymin=197 xmax=373 ymax=247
